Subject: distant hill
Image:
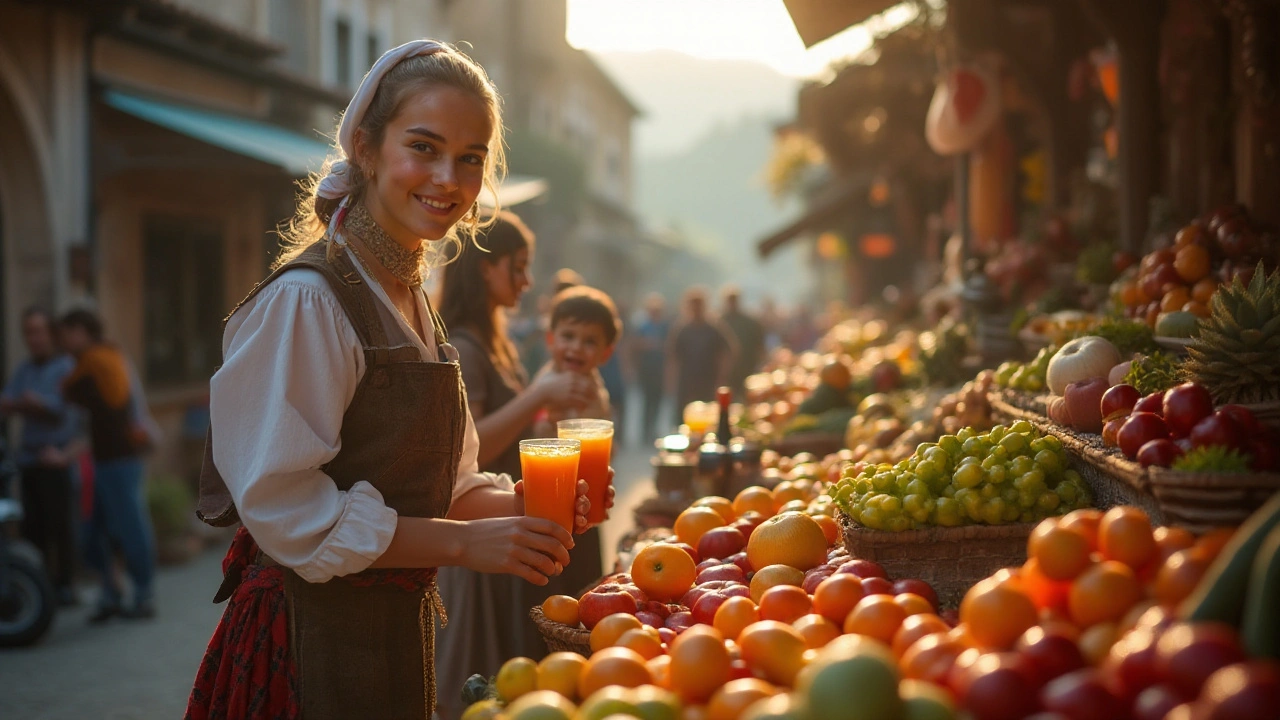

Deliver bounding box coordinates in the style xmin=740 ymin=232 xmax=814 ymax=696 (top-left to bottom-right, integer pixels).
xmin=590 ymin=50 xmax=799 ymax=158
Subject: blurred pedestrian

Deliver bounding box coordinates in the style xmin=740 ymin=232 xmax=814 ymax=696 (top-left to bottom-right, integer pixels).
xmin=0 ymin=308 xmax=81 ymax=605
xmin=630 ymin=293 xmax=670 ymax=440
xmin=58 ymin=308 xmax=157 ymax=621
xmin=667 ymin=287 xmax=737 ymax=426
xmin=719 ymin=286 xmax=765 ymax=401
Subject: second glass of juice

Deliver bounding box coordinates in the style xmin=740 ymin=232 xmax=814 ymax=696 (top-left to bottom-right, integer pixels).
xmin=557 ymin=419 xmax=613 ymax=525
xmin=519 ymin=438 xmax=581 ymax=532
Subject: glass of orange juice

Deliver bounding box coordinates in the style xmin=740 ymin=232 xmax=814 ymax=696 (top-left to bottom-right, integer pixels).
xmin=519 ymin=438 xmax=581 ymax=532
xmin=557 ymin=419 xmax=613 ymax=525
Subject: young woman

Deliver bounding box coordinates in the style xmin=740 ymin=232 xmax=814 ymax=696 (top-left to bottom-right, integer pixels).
xmin=185 ymin=41 xmax=606 ymax=720
xmin=434 ymin=213 xmax=601 ymax=719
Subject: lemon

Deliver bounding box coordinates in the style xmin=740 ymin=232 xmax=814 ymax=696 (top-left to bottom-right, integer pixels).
xmin=496 ymin=656 xmax=539 ymax=702
xmin=506 ymin=690 xmax=577 ymax=720
xmin=461 ymin=699 xmax=504 ymax=720
xmin=577 ymin=686 xmax=639 ymax=720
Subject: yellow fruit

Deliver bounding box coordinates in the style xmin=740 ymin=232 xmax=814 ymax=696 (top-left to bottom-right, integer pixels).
xmin=632 ymin=684 xmax=683 ymax=720
xmin=505 ymin=690 xmax=578 ymax=720
xmin=537 ymin=652 xmax=587 ymax=699
xmin=496 ymin=656 xmax=539 ymax=702
xmin=578 ymin=686 xmax=640 ymax=720
xmin=461 ymin=699 xmax=504 ymax=720
xmin=750 ymin=565 xmax=805 ymax=603
xmin=747 ymin=513 xmax=828 ymax=571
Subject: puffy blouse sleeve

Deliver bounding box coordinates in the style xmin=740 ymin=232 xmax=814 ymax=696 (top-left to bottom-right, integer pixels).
xmin=210 ymin=272 xmax=397 ymax=583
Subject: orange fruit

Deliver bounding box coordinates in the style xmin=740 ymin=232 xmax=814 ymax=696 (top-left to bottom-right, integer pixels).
xmin=1120 ymin=599 xmax=1159 ymax=633
xmin=733 ymin=487 xmax=776 ymax=518
xmin=892 ymin=593 xmax=934 ymax=617
xmin=812 ymin=574 xmax=865 ymax=625
xmin=646 ymin=654 xmax=672 ymax=689
xmin=843 ymin=594 xmax=908 ymax=644
xmin=1069 ymin=560 xmax=1143 ymax=627
xmin=1161 ymin=285 xmax=1192 ymax=313
xmin=536 ymin=651 xmax=587 ymax=699
xmin=900 ymin=633 xmax=967 ymax=685
xmin=1183 ymin=300 xmax=1211 ymax=318
xmin=891 ymin=613 xmax=950 ymax=658
xmin=579 ymin=646 xmax=653 ymax=698
xmin=758 ymin=585 xmax=813 ymax=624
xmin=1192 ymin=277 xmax=1219 ymax=303
xmin=591 ymin=613 xmax=645 ymax=653
xmin=778 ymin=500 xmax=808 ymax=515
xmin=1077 ymin=622 xmax=1119 ymax=665
xmin=812 ymin=515 xmax=839 ymax=545
xmin=616 ymin=627 xmax=665 ymax=659
xmin=1098 ymin=507 xmax=1156 ymax=570
xmin=738 ymin=620 xmax=807 ymax=686
xmin=747 ymin=513 xmax=828 ymax=571
xmin=1120 ymin=281 xmax=1143 ymax=307
xmin=669 ymin=627 xmax=731 ymax=702
xmin=1174 ymin=244 xmax=1211 ymax=282
xmin=1192 ymin=527 xmax=1235 ymax=561
xmin=1020 ymin=557 xmax=1071 ymax=614
xmin=750 ymin=564 xmax=805 ymax=603
xmin=675 ymin=507 xmax=727 ymax=547
xmin=633 ymin=544 xmax=698 ymax=602
xmin=1030 ymin=520 xmax=1093 ymax=581
xmin=714 ymin=596 xmax=760 ymax=641
xmin=771 ymin=482 xmax=805 ymax=511
xmin=792 ymin=614 xmax=841 ymax=649
xmin=1154 ymin=526 xmax=1196 ymax=560
xmin=695 ymin=496 xmax=737 ymax=523
xmin=542 ymin=595 xmax=580 ymax=626
xmin=1059 ymin=509 xmax=1103 ymax=552
xmin=1153 ymin=549 xmax=1211 ymax=607
xmin=959 ymin=577 xmax=1038 ymax=650
xmin=707 ymin=678 xmax=777 ymax=720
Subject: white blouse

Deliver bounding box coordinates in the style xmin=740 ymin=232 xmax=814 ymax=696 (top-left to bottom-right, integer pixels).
xmin=210 ymin=241 xmax=510 ymax=583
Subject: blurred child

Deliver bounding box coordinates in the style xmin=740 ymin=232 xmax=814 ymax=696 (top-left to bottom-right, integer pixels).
xmin=532 ymin=286 xmax=621 ymax=436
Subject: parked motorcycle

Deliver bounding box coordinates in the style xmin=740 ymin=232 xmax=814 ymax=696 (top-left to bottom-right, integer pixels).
xmin=0 ymin=444 xmax=56 ymax=646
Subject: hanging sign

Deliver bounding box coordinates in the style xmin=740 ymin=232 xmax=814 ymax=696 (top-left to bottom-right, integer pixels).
xmin=925 ymin=63 xmax=1001 ymax=156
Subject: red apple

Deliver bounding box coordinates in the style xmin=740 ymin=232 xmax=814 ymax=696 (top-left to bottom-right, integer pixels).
xmin=579 ymin=584 xmax=642 ymax=629
xmin=1135 ymin=391 xmax=1166 ymax=415
xmin=664 ymin=611 xmax=693 ymax=633
xmin=836 ymin=559 xmax=887 ymax=579
xmin=657 ymin=627 xmax=677 ymax=645
xmin=697 ymin=526 xmax=746 ymax=560
xmin=731 ymin=511 xmax=766 ymax=540
xmin=1163 ymin=383 xmax=1216 ymax=438
xmin=636 ymin=610 xmax=665 ymax=629
xmin=1199 ymin=660 xmax=1280 ymax=720
xmin=727 ymin=552 xmax=753 ymax=576
xmin=860 ymin=576 xmax=895 ymax=597
xmin=681 ymin=580 xmax=739 ymax=608
xmin=960 ymin=652 xmax=1042 ymax=720
xmin=1065 ymin=377 xmax=1109 ymax=433
xmin=1138 ymin=438 xmax=1184 ymax=468
xmin=696 ymin=564 xmax=746 ymax=585
xmin=1102 ymin=384 xmax=1141 ymax=422
xmin=1119 ymin=412 xmax=1171 ymax=459
xmin=641 ymin=600 xmax=673 ymax=619
xmin=1102 ymin=418 xmax=1125 ymax=448
xmin=1049 ymin=396 xmax=1074 ymax=427
xmin=1106 ymin=625 xmax=1164 ymax=702
xmin=1018 ymin=626 xmax=1087 ymax=685
xmin=803 ymin=567 xmax=835 ymax=594
xmin=1132 ymin=685 xmax=1183 ymax=720
xmin=893 ymin=579 xmax=939 ymax=610
xmin=1251 ymin=439 xmax=1279 ymax=472
xmin=1217 ymin=404 xmax=1262 ymax=436
xmin=696 ymin=557 xmax=723 ymax=574
xmin=691 ymin=592 xmax=732 ymax=626
xmin=1040 ymin=669 xmax=1128 ymax=720
xmin=1190 ymin=412 xmax=1248 ymax=451
xmin=1156 ymin=622 xmax=1247 ymax=699
xmin=664 ymin=542 xmax=699 ymax=565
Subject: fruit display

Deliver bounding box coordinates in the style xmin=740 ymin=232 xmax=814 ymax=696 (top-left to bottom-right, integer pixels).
xmin=1099 ymin=381 xmax=1279 ymax=471
xmin=1112 ymin=205 xmax=1279 ymax=330
xmin=1122 ymin=351 xmax=1183 ymax=395
xmin=832 ymin=421 xmax=1092 ymax=530
xmin=1020 ymin=311 xmax=1099 ymax=348
xmin=1046 ymin=336 xmax=1122 ymax=396
xmin=993 ymin=345 xmax=1057 ymax=392
xmin=917 ymin=317 xmax=971 ymax=387
xmin=1182 ymin=262 xmax=1280 ymax=405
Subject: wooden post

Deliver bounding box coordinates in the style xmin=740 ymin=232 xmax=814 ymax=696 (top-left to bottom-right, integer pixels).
xmin=1078 ymin=0 xmax=1167 ymax=253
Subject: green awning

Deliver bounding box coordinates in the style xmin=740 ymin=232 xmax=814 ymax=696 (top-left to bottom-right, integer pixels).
xmin=103 ymin=89 xmax=331 ymax=176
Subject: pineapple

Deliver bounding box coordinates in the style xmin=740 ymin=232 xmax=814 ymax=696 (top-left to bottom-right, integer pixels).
xmin=1184 ymin=261 xmax=1280 ymax=404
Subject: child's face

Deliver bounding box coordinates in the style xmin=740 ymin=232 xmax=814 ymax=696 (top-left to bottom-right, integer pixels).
xmin=547 ymin=319 xmax=614 ymax=373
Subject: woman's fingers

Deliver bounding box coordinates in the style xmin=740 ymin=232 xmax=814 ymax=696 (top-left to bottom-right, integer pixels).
xmin=520 ymin=518 xmax=574 ymax=562
xmin=512 ymin=545 xmax=560 ymax=579
xmin=575 ymin=479 xmax=590 ymax=497
xmin=513 ymin=480 xmax=525 ymax=496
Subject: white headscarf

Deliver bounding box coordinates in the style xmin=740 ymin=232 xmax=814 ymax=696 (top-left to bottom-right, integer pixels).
xmin=316 ymin=39 xmax=446 ymax=201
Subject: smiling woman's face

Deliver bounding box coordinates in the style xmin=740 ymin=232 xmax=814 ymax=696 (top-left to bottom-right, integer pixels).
xmin=359 ymin=84 xmax=493 ymax=244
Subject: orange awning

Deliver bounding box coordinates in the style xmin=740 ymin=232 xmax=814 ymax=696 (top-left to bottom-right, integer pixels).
xmin=783 ymin=0 xmax=901 ymax=47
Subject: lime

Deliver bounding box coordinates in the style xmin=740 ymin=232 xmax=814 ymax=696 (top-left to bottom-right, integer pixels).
xmin=506 ymin=690 xmax=577 ymax=720
xmin=631 ymin=685 xmax=681 ymax=720
xmin=899 ymin=679 xmax=955 ymax=720
xmin=797 ymin=645 xmax=902 ymax=720
xmin=578 ymin=686 xmax=639 ymax=720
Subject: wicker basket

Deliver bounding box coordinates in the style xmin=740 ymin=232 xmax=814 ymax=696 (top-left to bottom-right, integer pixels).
xmin=529 ymin=606 xmax=592 ymax=655
xmin=838 ymin=511 xmax=1033 ymax=609
xmin=1241 ymin=400 xmax=1280 ymax=434
xmin=1147 ymin=468 xmax=1280 ymax=534
xmin=766 ymin=431 xmax=845 ymax=458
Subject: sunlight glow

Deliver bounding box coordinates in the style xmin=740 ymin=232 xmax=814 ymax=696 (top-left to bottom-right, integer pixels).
xmin=566 ymin=0 xmax=915 ymax=78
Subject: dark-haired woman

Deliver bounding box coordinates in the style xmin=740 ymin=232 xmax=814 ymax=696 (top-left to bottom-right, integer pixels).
xmin=434 ymin=212 xmax=606 ymax=720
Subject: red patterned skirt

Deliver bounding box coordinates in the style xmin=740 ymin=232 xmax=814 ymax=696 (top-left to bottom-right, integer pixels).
xmin=185 ymin=528 xmax=438 ymax=720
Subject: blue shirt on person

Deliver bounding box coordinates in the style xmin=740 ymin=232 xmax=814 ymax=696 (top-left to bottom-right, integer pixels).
xmin=2 ymin=354 xmax=79 ymax=466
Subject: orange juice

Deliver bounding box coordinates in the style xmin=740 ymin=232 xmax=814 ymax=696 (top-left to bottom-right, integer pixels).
xmin=520 ymin=439 xmax=580 ymax=532
xmin=558 ymin=419 xmax=613 ymax=525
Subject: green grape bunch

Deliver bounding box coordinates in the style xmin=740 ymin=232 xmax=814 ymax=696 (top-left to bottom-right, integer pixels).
xmin=829 ymin=420 xmax=1092 ymax=532
xmin=993 ymin=345 xmax=1058 ymax=393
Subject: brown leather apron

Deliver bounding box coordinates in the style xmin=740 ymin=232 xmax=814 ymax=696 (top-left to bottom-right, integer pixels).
xmin=198 ymin=241 xmax=464 ymax=719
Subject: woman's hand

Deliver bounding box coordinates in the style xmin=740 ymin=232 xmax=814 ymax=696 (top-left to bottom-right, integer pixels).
xmin=571 ymin=467 xmax=618 ymax=534
xmin=457 ymin=516 xmax=575 ymax=586
xmin=532 ymin=369 xmax=595 ymax=411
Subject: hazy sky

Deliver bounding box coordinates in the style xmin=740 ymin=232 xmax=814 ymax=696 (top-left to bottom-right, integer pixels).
xmin=566 ymin=0 xmax=910 ymax=77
